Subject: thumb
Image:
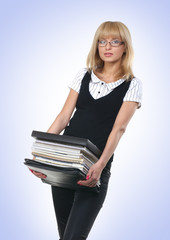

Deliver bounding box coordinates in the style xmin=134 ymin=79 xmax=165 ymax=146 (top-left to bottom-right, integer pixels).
xmin=86 ymin=168 xmax=94 ymax=180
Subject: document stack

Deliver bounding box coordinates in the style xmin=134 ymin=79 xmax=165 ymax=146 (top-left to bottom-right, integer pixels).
xmin=24 ymin=131 xmax=101 ymax=192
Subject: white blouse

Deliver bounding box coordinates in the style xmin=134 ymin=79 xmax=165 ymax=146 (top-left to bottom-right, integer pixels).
xmin=69 ymin=68 xmax=142 ymax=108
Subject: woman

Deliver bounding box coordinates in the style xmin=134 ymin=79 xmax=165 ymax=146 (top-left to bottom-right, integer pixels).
xmin=31 ymin=21 xmax=142 ymax=239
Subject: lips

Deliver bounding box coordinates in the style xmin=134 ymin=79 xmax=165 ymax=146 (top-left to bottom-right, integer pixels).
xmin=104 ymin=53 xmax=113 ymax=56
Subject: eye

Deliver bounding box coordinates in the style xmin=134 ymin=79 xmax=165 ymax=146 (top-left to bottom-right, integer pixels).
xmin=99 ymin=40 xmax=106 ymax=44
xmin=111 ymin=40 xmax=120 ymax=44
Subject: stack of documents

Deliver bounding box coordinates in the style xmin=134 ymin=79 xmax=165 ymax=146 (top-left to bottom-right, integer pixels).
xmin=24 ymin=131 xmax=101 ymax=191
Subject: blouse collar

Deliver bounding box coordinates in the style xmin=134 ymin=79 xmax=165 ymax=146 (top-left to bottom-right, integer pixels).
xmin=91 ymin=70 xmax=125 ymax=91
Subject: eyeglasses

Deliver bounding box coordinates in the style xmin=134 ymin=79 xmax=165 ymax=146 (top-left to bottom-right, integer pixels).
xmin=98 ymin=39 xmax=124 ymax=47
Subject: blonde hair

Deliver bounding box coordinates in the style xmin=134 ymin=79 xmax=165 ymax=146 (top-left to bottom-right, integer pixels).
xmin=86 ymin=21 xmax=134 ymax=80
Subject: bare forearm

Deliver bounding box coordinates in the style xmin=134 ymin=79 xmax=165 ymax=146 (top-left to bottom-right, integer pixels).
xmin=47 ymin=89 xmax=78 ymax=135
xmin=47 ymin=114 xmax=69 ymax=135
xmin=98 ymin=127 xmax=125 ymax=168
xmin=98 ymin=102 xmax=138 ymax=169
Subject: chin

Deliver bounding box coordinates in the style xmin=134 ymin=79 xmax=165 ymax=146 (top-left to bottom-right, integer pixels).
xmin=102 ymin=56 xmax=122 ymax=64
xmin=103 ymin=59 xmax=117 ymax=63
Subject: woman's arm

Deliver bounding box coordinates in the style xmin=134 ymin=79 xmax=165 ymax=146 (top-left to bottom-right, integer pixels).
xmin=47 ymin=89 xmax=79 ymax=134
xmin=31 ymin=89 xmax=79 ymax=178
xmin=78 ymin=101 xmax=138 ymax=187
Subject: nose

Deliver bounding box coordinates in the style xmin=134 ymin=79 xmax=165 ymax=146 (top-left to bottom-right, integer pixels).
xmin=105 ymin=42 xmax=112 ymax=49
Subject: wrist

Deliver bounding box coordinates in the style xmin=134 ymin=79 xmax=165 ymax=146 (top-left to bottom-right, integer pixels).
xmin=97 ymin=159 xmax=106 ymax=170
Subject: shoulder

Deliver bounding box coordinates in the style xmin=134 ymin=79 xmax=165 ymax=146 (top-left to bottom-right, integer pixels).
xmin=74 ymin=68 xmax=88 ymax=80
xmin=129 ymin=77 xmax=142 ymax=90
xmin=68 ymin=68 xmax=88 ymax=93
xmin=124 ymin=77 xmax=143 ymax=108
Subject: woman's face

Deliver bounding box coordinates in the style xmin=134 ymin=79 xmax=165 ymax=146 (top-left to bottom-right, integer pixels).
xmin=98 ymin=36 xmax=125 ymax=64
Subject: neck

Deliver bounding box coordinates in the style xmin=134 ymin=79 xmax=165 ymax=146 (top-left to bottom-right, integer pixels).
xmin=99 ymin=60 xmax=123 ymax=82
xmin=104 ymin=57 xmax=122 ymax=72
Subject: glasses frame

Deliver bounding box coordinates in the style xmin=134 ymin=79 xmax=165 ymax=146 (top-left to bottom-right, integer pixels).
xmin=98 ymin=39 xmax=124 ymax=47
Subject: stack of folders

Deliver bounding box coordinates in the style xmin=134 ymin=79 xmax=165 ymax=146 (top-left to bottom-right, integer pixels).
xmin=24 ymin=131 xmax=101 ymax=192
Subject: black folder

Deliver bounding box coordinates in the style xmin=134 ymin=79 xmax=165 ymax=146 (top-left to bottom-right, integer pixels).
xmin=31 ymin=131 xmax=101 ymax=158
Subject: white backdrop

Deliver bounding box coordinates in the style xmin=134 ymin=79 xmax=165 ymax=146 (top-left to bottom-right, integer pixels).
xmin=0 ymin=0 xmax=170 ymax=239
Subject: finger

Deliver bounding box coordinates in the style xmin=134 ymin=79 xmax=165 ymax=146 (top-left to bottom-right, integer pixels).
xmin=83 ymin=176 xmax=98 ymax=184
xmin=29 ymin=169 xmax=40 ymax=175
xmin=37 ymin=173 xmax=47 ymax=179
xmin=86 ymin=175 xmax=89 ymax=180
xmin=77 ymin=180 xmax=89 ymax=186
xmin=77 ymin=179 xmax=97 ymax=187
xmin=88 ymin=179 xmax=97 ymax=187
xmin=29 ymin=169 xmax=47 ymax=179
xmin=86 ymin=169 xmax=94 ymax=179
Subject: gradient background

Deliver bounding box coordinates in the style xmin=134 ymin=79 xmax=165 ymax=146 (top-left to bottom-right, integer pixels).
xmin=1 ymin=0 xmax=170 ymax=239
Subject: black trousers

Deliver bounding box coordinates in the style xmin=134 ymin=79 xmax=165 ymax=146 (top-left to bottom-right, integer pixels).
xmin=51 ymin=167 xmax=111 ymax=240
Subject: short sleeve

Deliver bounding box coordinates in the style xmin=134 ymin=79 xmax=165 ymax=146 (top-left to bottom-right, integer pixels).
xmin=123 ymin=77 xmax=143 ymax=108
xmin=68 ymin=68 xmax=87 ymax=93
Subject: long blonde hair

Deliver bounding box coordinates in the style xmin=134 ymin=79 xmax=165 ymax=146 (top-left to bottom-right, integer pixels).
xmin=86 ymin=21 xmax=134 ymax=80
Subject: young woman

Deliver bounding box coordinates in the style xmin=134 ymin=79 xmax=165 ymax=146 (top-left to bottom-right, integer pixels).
xmin=31 ymin=21 xmax=142 ymax=239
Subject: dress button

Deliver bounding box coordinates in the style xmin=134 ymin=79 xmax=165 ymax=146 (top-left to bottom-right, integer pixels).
xmin=101 ymin=82 xmax=104 ymax=85
xmin=98 ymin=91 xmax=100 ymax=94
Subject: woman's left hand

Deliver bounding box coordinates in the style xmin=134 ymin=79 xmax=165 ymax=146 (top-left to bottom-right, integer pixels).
xmin=77 ymin=161 xmax=104 ymax=187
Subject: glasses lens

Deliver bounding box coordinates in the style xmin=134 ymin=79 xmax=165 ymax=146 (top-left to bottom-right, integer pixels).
xmin=110 ymin=40 xmax=120 ymax=46
xmin=99 ymin=40 xmax=124 ymax=47
xmin=98 ymin=40 xmax=106 ymax=46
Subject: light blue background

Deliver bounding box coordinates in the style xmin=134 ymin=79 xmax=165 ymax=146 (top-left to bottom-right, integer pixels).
xmin=1 ymin=0 xmax=170 ymax=239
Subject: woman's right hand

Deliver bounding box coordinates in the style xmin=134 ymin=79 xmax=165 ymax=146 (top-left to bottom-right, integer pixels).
xmin=29 ymin=169 xmax=47 ymax=179
xmin=30 ymin=156 xmax=47 ymax=178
